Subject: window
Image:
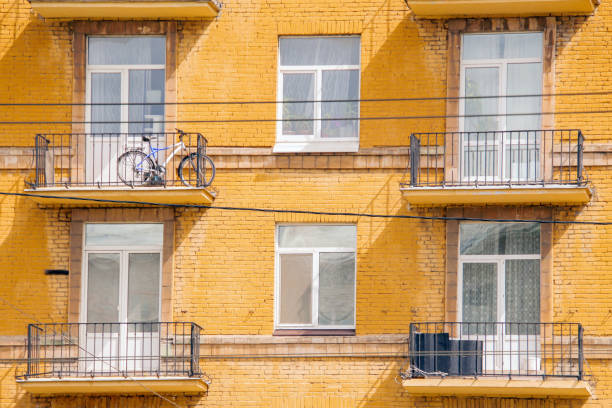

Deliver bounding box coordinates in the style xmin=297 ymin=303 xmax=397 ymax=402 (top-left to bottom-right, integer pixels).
xmin=459 ymin=222 xmax=540 ymax=333
xmin=275 ymin=225 xmax=357 ymax=330
xmin=460 ymin=33 xmax=543 ymax=180
xmin=82 ymin=223 xmax=163 ymax=372
xmin=87 ymin=36 xmax=166 ymax=134
xmin=86 ymin=36 xmax=166 ymax=184
xmin=275 ymin=37 xmax=361 ymax=153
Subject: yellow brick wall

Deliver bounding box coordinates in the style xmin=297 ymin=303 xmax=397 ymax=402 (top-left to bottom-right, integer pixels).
xmin=0 ymin=0 xmax=611 ymax=407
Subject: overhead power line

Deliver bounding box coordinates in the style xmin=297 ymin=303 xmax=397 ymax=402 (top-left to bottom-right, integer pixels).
xmin=0 ymin=90 xmax=610 ymax=106
xmin=2 ymin=190 xmax=606 ymax=226
xmin=2 ymin=109 xmax=612 ymax=125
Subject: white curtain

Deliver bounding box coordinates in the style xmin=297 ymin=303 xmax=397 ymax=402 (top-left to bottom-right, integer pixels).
xmin=321 ymin=70 xmax=359 ymax=138
xmin=128 ymin=69 xmax=165 ymax=134
xmin=279 ymin=37 xmax=359 ymax=66
xmin=279 ymin=253 xmax=313 ymax=324
xmin=127 ymin=253 xmax=161 ymax=327
xmin=318 ymin=252 xmax=355 ymax=326
xmin=505 ymin=259 xmax=540 ymax=334
xmin=462 ymin=262 xmax=497 ymax=335
xmin=282 ymin=73 xmax=315 ymax=135
xmin=88 ymin=37 xmax=165 ymax=65
xmin=91 ymin=73 xmax=121 ymax=134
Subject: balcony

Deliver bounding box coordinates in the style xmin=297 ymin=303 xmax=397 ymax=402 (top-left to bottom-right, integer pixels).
xmin=400 ymin=129 xmax=591 ymax=206
xmin=16 ymin=322 xmax=207 ymax=395
xmin=403 ymin=322 xmax=591 ymax=398
xmin=405 ymin=0 xmax=596 ymax=18
xmin=26 ymin=132 xmax=215 ymax=207
xmin=28 ymin=0 xmax=220 ymax=19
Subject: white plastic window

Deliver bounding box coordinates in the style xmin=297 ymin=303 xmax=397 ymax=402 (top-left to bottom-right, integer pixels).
xmin=275 ymin=37 xmax=361 ymax=153
xmin=87 ymin=36 xmax=166 ymax=134
xmin=460 ymin=33 xmax=543 ymax=181
xmin=459 ymin=222 xmax=541 ymax=334
xmin=276 ymin=225 xmax=357 ymax=330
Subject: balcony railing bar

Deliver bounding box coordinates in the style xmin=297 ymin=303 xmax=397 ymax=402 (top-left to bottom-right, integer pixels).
xmin=404 ymin=130 xmax=586 ymax=188
xmin=31 ymin=132 xmax=210 ymax=189
xmin=19 ymin=322 xmax=203 ymax=380
xmin=408 ymin=322 xmax=583 ymax=380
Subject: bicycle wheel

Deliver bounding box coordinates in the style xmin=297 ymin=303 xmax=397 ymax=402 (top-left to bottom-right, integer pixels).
xmin=178 ymin=153 xmax=216 ymax=187
xmin=117 ymin=150 xmax=155 ymax=186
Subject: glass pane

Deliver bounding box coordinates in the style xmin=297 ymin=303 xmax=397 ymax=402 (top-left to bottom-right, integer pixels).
xmin=506 ymin=63 xmax=542 ymax=131
xmin=319 ymin=252 xmax=355 ymax=326
xmin=278 ymin=225 xmax=356 ymax=248
xmin=279 ymin=254 xmax=313 ymax=324
xmin=280 ymin=37 xmax=360 ymax=66
xmin=87 ymin=253 xmax=120 ymax=325
xmin=506 ymin=259 xmax=540 ymax=334
xmin=504 ymin=131 xmax=540 ymax=181
xmin=464 ymin=67 xmax=499 ymax=132
xmin=88 ymin=37 xmax=165 ymax=65
xmin=462 ymin=263 xmax=497 ymax=335
xmin=86 ymin=224 xmax=163 ymax=247
xmin=282 ymin=73 xmax=314 ymax=135
xmin=462 ymin=33 xmax=542 ymax=60
xmin=91 ymin=73 xmax=121 ymax=134
xmin=321 ymin=70 xmax=359 ymax=139
xmin=128 ymin=69 xmax=165 ymax=134
xmin=462 ymin=143 xmax=499 ymax=179
xmin=504 ymin=33 xmax=543 ymax=59
xmin=460 ymin=223 xmax=540 ymax=255
xmin=128 ymin=253 xmax=161 ymax=330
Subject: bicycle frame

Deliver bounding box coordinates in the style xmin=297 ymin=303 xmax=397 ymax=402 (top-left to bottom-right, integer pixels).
xmin=136 ymin=139 xmax=186 ymax=171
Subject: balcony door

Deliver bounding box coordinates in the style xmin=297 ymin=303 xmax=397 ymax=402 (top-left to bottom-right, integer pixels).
xmin=86 ymin=36 xmax=165 ymax=185
xmin=458 ymin=222 xmax=541 ymax=375
xmin=81 ymin=224 xmax=163 ymax=375
xmin=460 ymin=33 xmax=543 ymax=183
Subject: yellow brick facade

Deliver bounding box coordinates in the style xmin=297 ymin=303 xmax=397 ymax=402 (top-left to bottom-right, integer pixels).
xmin=0 ymin=0 xmax=611 ymax=406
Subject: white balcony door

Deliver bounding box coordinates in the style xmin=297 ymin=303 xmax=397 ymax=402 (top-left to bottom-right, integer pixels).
xmin=458 ymin=223 xmax=541 ymax=375
xmin=81 ymin=224 xmax=163 ymax=376
xmin=85 ymin=36 xmax=165 ymax=185
xmin=460 ymin=33 xmax=543 ymax=182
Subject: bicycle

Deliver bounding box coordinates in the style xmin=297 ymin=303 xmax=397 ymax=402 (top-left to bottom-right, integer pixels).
xmin=117 ymin=129 xmax=215 ymax=188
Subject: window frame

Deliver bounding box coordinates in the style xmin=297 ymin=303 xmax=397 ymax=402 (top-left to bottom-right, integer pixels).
xmin=459 ymin=32 xmax=544 ymax=133
xmin=274 ymin=224 xmax=357 ymax=331
xmin=274 ymin=36 xmax=361 ymax=153
xmin=457 ymin=222 xmax=541 ymax=324
xmin=458 ymin=32 xmax=544 ymax=182
xmin=85 ymin=35 xmax=167 ymax=135
xmin=80 ymin=222 xmax=164 ymax=325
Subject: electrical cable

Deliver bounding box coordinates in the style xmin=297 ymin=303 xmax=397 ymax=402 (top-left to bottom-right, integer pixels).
xmin=0 ymin=90 xmax=610 ymax=106
xmin=0 ymin=110 xmax=612 ymax=125
xmin=0 ymin=190 xmax=607 ymax=226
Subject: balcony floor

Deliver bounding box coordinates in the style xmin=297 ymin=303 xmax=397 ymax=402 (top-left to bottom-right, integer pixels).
xmin=24 ymin=186 xmax=215 ymax=207
xmin=400 ymin=185 xmax=591 ymax=207
xmin=17 ymin=376 xmax=208 ymax=395
xmin=403 ymin=377 xmax=591 ymax=398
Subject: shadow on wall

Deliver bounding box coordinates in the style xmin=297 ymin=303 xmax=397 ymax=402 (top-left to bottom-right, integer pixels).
xmin=356 ymin=174 xmax=446 ymax=333
xmin=0 ymin=176 xmax=66 ymax=335
xmin=360 ymin=3 xmax=447 ymax=148
xmin=0 ymin=14 xmax=73 ymax=145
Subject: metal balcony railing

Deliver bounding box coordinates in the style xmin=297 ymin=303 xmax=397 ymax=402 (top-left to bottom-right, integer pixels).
xmin=405 ymin=129 xmax=585 ymax=188
xmin=19 ymin=322 xmax=202 ymax=379
xmin=408 ymin=322 xmax=583 ymax=379
xmin=30 ymin=132 xmax=213 ymax=189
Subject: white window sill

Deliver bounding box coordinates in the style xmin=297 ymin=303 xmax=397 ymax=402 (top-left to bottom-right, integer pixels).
xmin=273 ymin=140 xmax=359 ymax=153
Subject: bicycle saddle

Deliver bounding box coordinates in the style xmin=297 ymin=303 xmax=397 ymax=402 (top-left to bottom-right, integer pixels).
xmin=142 ymin=136 xmax=151 ymax=142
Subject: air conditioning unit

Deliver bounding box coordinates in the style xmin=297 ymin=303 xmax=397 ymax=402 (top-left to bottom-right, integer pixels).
xmin=448 ymin=339 xmax=483 ymax=376
xmin=410 ymin=332 xmax=450 ymax=376
xmin=411 ymin=333 xmax=483 ymax=377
